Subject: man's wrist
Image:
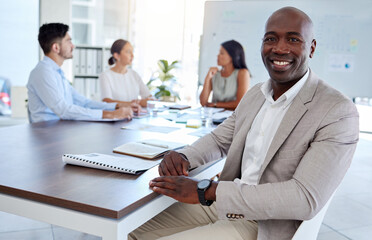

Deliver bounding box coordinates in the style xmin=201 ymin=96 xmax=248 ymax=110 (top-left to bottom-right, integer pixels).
xmin=178 ymin=152 xmax=191 ymax=170
xmin=205 ymin=181 xmax=218 ymax=201
xmin=102 ymin=110 xmax=113 ymax=119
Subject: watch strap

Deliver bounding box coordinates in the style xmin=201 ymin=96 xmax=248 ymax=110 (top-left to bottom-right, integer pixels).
xmin=197 ymin=179 xmax=214 ymax=206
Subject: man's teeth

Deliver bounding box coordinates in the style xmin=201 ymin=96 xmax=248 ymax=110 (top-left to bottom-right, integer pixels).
xmin=273 ymin=61 xmax=289 ymax=66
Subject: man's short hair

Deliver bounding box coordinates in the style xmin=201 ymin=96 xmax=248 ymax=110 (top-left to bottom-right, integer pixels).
xmin=38 ymin=23 xmax=69 ymax=54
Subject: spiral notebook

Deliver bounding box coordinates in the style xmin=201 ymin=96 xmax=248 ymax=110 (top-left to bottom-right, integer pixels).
xmin=62 ymin=153 xmax=160 ymax=175
xmin=113 ymin=139 xmax=187 ymax=159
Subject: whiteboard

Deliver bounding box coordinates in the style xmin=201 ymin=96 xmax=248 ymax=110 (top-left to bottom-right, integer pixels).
xmin=199 ymin=0 xmax=372 ymax=98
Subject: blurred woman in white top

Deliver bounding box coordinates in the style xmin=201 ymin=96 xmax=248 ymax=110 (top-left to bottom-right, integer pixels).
xmin=99 ymin=39 xmax=152 ymax=108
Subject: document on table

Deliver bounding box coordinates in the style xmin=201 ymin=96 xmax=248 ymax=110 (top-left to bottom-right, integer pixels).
xmin=188 ymin=128 xmax=214 ymax=137
xmin=113 ymin=139 xmax=187 ymax=159
xmin=121 ymin=123 xmax=180 ymax=133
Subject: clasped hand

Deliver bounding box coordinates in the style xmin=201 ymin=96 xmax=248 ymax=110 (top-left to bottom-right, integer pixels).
xmin=149 ymin=151 xmax=200 ymax=204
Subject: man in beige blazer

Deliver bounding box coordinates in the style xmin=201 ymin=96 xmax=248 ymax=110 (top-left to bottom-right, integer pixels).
xmin=129 ymin=7 xmax=359 ymax=240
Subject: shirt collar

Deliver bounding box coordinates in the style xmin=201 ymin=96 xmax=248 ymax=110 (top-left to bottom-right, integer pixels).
xmin=43 ymin=56 xmax=65 ymax=77
xmin=261 ymin=69 xmax=309 ymax=108
xmin=43 ymin=56 xmax=62 ymax=71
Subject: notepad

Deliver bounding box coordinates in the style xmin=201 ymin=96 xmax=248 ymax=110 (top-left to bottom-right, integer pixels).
xmin=113 ymin=139 xmax=187 ymax=159
xmin=186 ymin=119 xmax=201 ymax=128
xmin=168 ymin=104 xmax=191 ymax=110
xmin=62 ymin=153 xmax=160 ymax=175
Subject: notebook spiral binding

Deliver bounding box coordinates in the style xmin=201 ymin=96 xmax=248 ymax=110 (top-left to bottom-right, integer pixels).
xmin=63 ymin=154 xmax=135 ymax=174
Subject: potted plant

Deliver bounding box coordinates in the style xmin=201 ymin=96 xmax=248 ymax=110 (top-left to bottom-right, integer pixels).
xmin=147 ymin=59 xmax=180 ymax=102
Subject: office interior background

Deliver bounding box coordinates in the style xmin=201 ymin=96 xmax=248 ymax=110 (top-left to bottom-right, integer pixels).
xmin=0 ymin=0 xmax=372 ymax=239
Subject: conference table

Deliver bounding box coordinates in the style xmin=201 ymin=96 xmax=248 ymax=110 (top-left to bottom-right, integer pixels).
xmin=0 ymin=118 xmax=225 ymax=239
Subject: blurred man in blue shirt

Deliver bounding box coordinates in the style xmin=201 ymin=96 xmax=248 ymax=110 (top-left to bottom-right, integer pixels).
xmin=28 ymin=23 xmax=137 ymax=123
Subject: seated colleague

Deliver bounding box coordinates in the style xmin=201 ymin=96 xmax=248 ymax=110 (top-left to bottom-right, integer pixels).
xmin=27 ymin=23 xmax=134 ymax=123
xmin=130 ymin=7 xmax=359 ymax=240
xmin=199 ymin=40 xmax=250 ymax=110
xmin=99 ymin=39 xmax=152 ymax=108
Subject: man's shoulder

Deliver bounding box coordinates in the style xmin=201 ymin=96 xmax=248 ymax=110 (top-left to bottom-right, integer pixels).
xmin=315 ymin=78 xmax=353 ymax=105
xmin=28 ymin=61 xmax=58 ymax=87
xmin=29 ymin=61 xmax=55 ymax=78
xmin=307 ymin=77 xmax=357 ymax=119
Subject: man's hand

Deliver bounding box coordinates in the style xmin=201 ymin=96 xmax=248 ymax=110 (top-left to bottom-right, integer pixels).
xmin=103 ymin=107 xmax=133 ymax=120
xmin=149 ymin=176 xmax=199 ymax=204
xmin=159 ymin=151 xmax=190 ymax=176
xmin=116 ymin=101 xmax=142 ymax=114
xmin=115 ymin=102 xmax=129 ymax=109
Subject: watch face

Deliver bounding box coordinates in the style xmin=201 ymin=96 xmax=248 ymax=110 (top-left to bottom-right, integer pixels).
xmin=198 ymin=179 xmax=210 ymax=189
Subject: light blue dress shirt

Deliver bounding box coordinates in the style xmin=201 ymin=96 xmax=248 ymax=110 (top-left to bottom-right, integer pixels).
xmin=27 ymin=56 xmax=117 ymax=123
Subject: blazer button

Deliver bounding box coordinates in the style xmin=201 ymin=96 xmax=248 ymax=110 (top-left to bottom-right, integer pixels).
xmin=226 ymin=213 xmax=231 ymax=218
xmin=239 ymin=214 xmax=244 ymax=219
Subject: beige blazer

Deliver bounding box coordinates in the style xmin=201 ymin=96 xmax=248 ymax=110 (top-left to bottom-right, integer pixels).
xmin=180 ymin=70 xmax=359 ymax=240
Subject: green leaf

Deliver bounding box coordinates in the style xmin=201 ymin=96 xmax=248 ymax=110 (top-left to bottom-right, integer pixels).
xmin=154 ymin=91 xmax=162 ymax=98
xmin=146 ymin=78 xmax=156 ymax=86
xmin=157 ymin=60 xmax=166 ymax=72
xmin=151 ymin=59 xmax=181 ymax=101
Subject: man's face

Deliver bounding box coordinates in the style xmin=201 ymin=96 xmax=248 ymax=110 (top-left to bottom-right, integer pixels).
xmin=58 ymin=33 xmax=74 ymax=60
xmin=261 ymin=10 xmax=316 ymax=84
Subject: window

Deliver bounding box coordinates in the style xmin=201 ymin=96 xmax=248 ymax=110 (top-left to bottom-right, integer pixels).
xmin=71 ymin=0 xmax=206 ymax=104
xmin=131 ymin=0 xmax=206 ymax=104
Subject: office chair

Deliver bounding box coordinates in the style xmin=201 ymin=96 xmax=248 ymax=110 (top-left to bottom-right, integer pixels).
xmin=291 ymin=191 xmax=336 ymax=240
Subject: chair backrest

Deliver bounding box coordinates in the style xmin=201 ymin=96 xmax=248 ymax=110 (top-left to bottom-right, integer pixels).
xmin=292 ymin=191 xmax=336 ymax=240
xmin=11 ymin=86 xmax=28 ymax=119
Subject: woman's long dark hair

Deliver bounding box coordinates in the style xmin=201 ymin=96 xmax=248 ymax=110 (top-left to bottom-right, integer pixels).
xmin=221 ymin=40 xmax=249 ymax=73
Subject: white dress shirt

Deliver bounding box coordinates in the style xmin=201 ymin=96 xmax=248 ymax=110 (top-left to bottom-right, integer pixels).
xmin=27 ymin=56 xmax=116 ymax=123
xmin=239 ymin=70 xmax=309 ymax=185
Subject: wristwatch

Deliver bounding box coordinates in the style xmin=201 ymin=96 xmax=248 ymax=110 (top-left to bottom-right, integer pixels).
xmin=197 ymin=179 xmax=214 ymax=206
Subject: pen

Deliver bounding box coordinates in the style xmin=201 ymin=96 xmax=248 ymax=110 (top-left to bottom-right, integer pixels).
xmin=140 ymin=142 xmax=169 ymax=149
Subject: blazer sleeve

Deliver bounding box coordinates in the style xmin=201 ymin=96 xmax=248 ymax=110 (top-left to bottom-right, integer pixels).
xmin=178 ymin=110 xmax=237 ymax=168
xmin=215 ymin=99 xmax=359 ymax=221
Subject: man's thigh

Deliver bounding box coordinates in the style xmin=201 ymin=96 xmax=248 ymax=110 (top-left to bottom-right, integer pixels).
xmin=129 ymin=202 xmax=217 ymax=240
xmin=129 ymin=202 xmax=257 ymax=240
xmin=159 ymin=219 xmax=258 ymax=240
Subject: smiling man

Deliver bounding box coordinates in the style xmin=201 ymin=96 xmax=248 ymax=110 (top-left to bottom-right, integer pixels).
xmin=129 ymin=7 xmax=359 ymax=240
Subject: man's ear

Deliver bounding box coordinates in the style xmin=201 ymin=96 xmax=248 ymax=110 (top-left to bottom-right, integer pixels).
xmin=51 ymin=42 xmax=60 ymax=54
xmin=309 ymin=39 xmax=316 ymax=58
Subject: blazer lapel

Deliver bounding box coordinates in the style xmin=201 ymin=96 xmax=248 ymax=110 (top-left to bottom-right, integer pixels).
xmin=258 ymin=70 xmax=319 ymax=180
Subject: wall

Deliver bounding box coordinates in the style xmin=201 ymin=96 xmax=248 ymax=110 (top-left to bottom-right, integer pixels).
xmin=200 ymin=0 xmax=372 ymax=98
xmin=0 ymin=0 xmax=39 ymax=87
xmin=40 ymin=0 xmax=72 ymax=81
